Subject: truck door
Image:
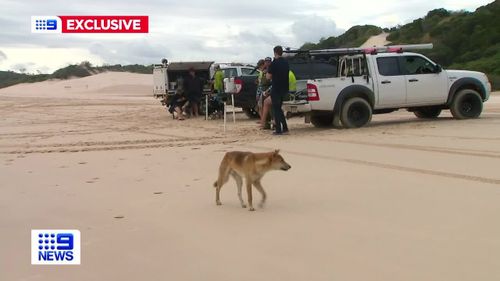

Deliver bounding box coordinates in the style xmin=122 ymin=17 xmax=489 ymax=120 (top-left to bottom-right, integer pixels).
xmin=402 ymin=55 xmax=448 ymax=105
xmin=375 ymin=56 xmax=406 ymax=107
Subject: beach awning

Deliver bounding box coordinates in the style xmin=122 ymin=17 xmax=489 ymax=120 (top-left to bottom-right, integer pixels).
xmin=167 ymin=62 xmax=215 ymax=71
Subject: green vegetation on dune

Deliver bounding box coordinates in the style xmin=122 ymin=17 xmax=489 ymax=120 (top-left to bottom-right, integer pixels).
xmin=0 ymin=62 xmax=152 ymax=89
xmin=0 ymin=71 xmax=50 ymax=89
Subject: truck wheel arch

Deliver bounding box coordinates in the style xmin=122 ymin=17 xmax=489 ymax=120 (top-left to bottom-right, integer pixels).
xmin=333 ymin=85 xmax=375 ymax=114
xmin=447 ymin=78 xmax=486 ymax=105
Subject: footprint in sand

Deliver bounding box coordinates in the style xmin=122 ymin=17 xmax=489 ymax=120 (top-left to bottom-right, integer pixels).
xmin=86 ymin=177 xmax=99 ymax=184
xmin=153 ymin=192 xmax=163 ymax=195
xmin=144 ymin=153 xmax=152 ymax=157
xmin=193 ymin=178 xmax=201 ymax=182
xmin=78 ymin=161 xmax=87 ymax=165
xmin=114 ymin=216 xmax=125 ymax=219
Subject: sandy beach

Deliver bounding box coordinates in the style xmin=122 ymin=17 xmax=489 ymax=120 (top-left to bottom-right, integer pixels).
xmin=1 ymin=72 xmax=500 ymax=281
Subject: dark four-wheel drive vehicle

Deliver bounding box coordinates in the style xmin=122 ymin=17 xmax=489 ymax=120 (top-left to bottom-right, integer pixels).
xmin=223 ymin=57 xmax=334 ymax=119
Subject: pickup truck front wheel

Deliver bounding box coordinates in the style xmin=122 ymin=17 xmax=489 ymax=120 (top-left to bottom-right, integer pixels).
xmin=341 ymin=97 xmax=372 ymax=128
xmin=450 ymin=89 xmax=483 ymax=119
xmin=413 ymin=107 xmax=442 ymax=119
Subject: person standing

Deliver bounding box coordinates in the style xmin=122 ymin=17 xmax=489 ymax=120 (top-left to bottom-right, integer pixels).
xmin=266 ymin=46 xmax=289 ymax=135
xmin=184 ymin=67 xmax=203 ymax=117
xmin=257 ymin=58 xmax=273 ymax=129
xmin=213 ymin=64 xmax=224 ymax=101
xmin=289 ymin=70 xmax=297 ymax=95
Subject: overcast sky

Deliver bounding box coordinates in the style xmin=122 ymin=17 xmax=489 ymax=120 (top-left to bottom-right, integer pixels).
xmin=0 ymin=0 xmax=493 ymax=73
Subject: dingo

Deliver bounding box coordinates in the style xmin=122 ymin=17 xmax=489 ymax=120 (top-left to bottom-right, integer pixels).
xmin=213 ymin=150 xmax=291 ymax=211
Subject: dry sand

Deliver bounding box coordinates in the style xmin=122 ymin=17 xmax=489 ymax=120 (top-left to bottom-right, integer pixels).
xmin=360 ymin=32 xmax=391 ymax=47
xmin=1 ymin=72 xmax=500 ymax=281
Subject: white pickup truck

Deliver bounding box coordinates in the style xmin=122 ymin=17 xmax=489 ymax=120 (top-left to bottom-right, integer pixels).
xmin=284 ymin=45 xmax=492 ymax=128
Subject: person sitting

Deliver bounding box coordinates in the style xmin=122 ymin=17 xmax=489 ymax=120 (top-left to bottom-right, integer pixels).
xmin=168 ymin=91 xmax=187 ymax=120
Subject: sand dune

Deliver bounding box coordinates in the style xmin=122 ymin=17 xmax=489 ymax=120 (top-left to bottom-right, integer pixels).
xmin=1 ymin=71 xmax=500 ymax=281
xmin=360 ymin=32 xmax=391 ymax=47
xmin=0 ymin=72 xmax=152 ymax=99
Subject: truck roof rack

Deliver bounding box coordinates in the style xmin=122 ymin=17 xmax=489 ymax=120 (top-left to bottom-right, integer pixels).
xmin=285 ymin=43 xmax=433 ymax=56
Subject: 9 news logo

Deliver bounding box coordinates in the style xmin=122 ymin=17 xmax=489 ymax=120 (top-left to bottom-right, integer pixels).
xmin=31 ymin=230 xmax=81 ymax=265
xmin=31 ymin=16 xmax=62 ymax=33
xmin=31 ymin=15 xmax=148 ymax=33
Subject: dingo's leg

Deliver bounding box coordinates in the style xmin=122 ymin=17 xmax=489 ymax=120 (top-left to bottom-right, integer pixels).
xmin=215 ymin=165 xmax=231 ymax=206
xmin=254 ymin=180 xmax=267 ymax=208
xmin=231 ymin=172 xmax=246 ymax=208
xmin=246 ymin=178 xmax=254 ymax=211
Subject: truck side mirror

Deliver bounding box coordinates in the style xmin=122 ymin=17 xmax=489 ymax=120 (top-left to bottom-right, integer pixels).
xmin=435 ymin=64 xmax=442 ymax=73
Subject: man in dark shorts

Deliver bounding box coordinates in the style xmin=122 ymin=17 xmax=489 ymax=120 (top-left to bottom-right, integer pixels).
xmin=266 ymin=46 xmax=289 ymax=135
xmin=184 ymin=67 xmax=203 ymax=117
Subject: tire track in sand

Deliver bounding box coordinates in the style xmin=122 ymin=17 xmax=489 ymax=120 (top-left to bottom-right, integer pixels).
xmin=249 ymin=145 xmax=500 ymax=185
xmin=0 ymin=135 xmax=235 ymax=154
xmin=313 ymin=138 xmax=500 ymax=159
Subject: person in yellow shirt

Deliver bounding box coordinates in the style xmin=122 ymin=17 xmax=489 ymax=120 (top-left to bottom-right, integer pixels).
xmin=213 ymin=64 xmax=224 ymax=98
xmin=289 ymin=70 xmax=297 ymax=94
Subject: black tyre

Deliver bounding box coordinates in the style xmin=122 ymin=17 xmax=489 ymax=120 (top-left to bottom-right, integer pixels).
xmin=242 ymin=107 xmax=260 ymax=119
xmin=450 ymin=89 xmax=483 ymax=119
xmin=311 ymin=113 xmax=333 ymax=128
xmin=340 ymin=97 xmax=372 ymax=128
xmin=414 ymin=107 xmax=442 ymax=119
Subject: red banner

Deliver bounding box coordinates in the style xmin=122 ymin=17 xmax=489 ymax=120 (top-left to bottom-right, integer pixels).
xmin=58 ymin=16 xmax=148 ymax=33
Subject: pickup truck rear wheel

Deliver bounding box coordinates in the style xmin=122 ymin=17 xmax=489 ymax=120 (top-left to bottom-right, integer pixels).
xmin=341 ymin=97 xmax=372 ymax=128
xmin=311 ymin=113 xmax=333 ymax=128
xmin=450 ymin=89 xmax=483 ymax=119
xmin=413 ymin=107 xmax=442 ymax=119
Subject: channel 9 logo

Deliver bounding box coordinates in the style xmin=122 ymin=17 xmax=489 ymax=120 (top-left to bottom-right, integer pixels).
xmin=31 ymin=16 xmax=62 ymax=33
xmin=31 ymin=229 xmax=81 ymax=265
xmin=31 ymin=15 xmax=148 ymax=33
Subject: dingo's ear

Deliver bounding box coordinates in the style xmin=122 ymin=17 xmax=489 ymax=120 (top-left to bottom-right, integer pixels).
xmin=274 ymin=149 xmax=280 ymax=154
